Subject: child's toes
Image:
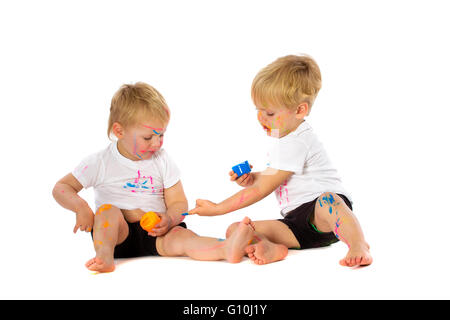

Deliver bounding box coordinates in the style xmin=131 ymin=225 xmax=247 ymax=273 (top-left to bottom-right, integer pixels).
xmin=85 ymin=258 xmax=95 ymax=268
xmin=361 ymin=255 xmax=372 ymax=266
xmin=358 ymin=256 xmax=367 ymax=265
xmin=339 ymin=256 xmax=352 ymax=267
xmin=245 ymin=245 xmax=255 ymax=255
xmin=86 ymin=258 xmax=103 ymax=271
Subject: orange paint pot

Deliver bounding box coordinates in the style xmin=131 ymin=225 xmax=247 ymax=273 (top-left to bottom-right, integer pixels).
xmin=140 ymin=211 xmax=161 ymax=232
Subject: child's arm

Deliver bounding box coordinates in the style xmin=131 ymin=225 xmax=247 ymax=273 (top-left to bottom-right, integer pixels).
xmin=190 ymin=168 xmax=293 ymax=216
xmin=149 ymin=180 xmax=188 ymax=237
xmin=52 ymin=173 xmax=95 ymax=233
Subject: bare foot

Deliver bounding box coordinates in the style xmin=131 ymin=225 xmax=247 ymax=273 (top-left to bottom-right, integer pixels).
xmin=85 ymin=252 xmax=115 ymax=273
xmin=225 ymin=217 xmax=255 ymax=263
xmin=339 ymin=242 xmax=372 ymax=267
xmin=245 ymin=239 xmax=288 ymax=265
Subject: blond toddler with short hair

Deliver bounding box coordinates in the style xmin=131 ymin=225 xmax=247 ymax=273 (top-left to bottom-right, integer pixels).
xmin=53 ymin=82 xmax=255 ymax=272
xmin=190 ymin=55 xmax=372 ymax=267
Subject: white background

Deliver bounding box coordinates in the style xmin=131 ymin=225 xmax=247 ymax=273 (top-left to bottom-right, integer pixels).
xmin=1 ymin=0 xmax=449 ymax=299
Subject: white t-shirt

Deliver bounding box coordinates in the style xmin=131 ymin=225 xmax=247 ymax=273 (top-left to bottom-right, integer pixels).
xmin=266 ymin=121 xmax=351 ymax=216
xmin=72 ymin=141 xmax=181 ymax=213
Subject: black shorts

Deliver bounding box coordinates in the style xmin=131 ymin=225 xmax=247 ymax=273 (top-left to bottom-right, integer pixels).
xmin=91 ymin=221 xmax=187 ymax=258
xmin=278 ymin=193 xmax=352 ymax=250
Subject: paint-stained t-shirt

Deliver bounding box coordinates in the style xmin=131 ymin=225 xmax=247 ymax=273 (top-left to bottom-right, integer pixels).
xmin=72 ymin=141 xmax=180 ymax=213
xmin=266 ymin=121 xmax=351 ymax=216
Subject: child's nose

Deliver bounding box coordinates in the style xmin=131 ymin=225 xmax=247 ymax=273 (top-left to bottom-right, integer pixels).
xmin=151 ymin=136 xmax=161 ymax=147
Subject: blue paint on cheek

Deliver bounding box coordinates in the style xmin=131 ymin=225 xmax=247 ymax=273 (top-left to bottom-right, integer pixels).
xmin=329 ymin=206 xmax=333 ymax=214
xmin=319 ymin=199 xmax=323 ymax=207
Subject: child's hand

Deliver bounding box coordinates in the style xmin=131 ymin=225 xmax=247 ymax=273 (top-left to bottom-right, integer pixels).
xmin=73 ymin=204 xmax=95 ymax=233
xmin=147 ymin=212 xmax=172 ymax=237
xmin=189 ymin=199 xmax=221 ymax=216
xmin=229 ymin=164 xmax=254 ymax=187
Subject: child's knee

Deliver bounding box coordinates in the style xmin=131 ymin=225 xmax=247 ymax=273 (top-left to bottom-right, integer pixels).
xmin=226 ymin=222 xmax=239 ymax=238
xmin=95 ymin=204 xmax=120 ymax=220
xmin=158 ymin=226 xmax=194 ymax=256
xmin=165 ymin=226 xmax=194 ymax=241
xmin=314 ymin=192 xmax=343 ymax=223
xmin=319 ymin=192 xmax=340 ymax=207
xmin=318 ymin=192 xmax=346 ymax=210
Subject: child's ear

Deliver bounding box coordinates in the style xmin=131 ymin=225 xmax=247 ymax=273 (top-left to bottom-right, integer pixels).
xmin=295 ymin=102 xmax=309 ymax=119
xmin=112 ymin=122 xmax=125 ymax=139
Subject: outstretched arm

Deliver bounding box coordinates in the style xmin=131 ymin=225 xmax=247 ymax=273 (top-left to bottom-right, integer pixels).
xmin=190 ymin=168 xmax=293 ymax=216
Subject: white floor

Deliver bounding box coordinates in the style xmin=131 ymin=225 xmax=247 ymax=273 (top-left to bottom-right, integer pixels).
xmin=2 ymin=193 xmax=449 ymax=300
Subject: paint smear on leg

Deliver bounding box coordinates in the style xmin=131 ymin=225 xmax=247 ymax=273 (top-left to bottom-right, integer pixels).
xmin=97 ymin=204 xmax=112 ymax=215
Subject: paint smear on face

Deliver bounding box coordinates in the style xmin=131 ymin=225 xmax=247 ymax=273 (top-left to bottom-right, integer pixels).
xmin=142 ymin=124 xmax=162 ymax=131
xmin=133 ymin=133 xmax=143 ymax=159
xmin=142 ymin=124 xmax=165 ymax=133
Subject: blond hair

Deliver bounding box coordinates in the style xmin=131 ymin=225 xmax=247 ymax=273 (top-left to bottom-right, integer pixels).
xmin=107 ymin=82 xmax=170 ymax=138
xmin=251 ymin=54 xmax=322 ymax=111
